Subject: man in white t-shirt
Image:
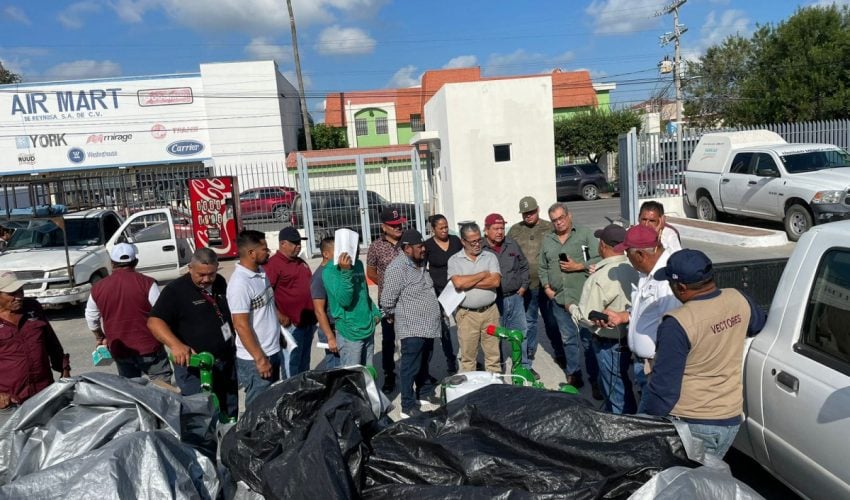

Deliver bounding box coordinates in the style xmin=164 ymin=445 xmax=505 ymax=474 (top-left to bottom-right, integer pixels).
xmin=639 ymin=201 xmax=681 ymax=253
xmin=601 ymin=225 xmax=681 ymax=410
xmin=226 ymin=229 xmax=282 ymax=405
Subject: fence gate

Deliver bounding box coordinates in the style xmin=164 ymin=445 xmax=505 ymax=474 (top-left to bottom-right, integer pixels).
xmin=295 ymin=148 xmax=426 ymax=256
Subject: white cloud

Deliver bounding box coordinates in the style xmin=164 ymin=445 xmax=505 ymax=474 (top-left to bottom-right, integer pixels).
xmin=315 ymin=25 xmax=376 ymax=55
xmin=585 ymin=0 xmax=666 ymax=35
xmin=245 ymin=37 xmax=291 ymax=62
xmin=3 ymin=6 xmax=31 ymax=25
xmin=485 ymin=49 xmax=576 ymax=76
xmin=387 ymin=65 xmax=419 ymax=88
xmin=443 ymin=55 xmax=477 ymax=69
xmin=682 ymin=8 xmax=750 ymax=62
xmin=44 ymin=60 xmax=122 ymax=80
xmin=58 ymin=1 xmax=102 ymax=29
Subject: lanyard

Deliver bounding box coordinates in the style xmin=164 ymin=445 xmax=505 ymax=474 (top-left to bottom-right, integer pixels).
xmin=200 ymin=289 xmax=226 ymax=325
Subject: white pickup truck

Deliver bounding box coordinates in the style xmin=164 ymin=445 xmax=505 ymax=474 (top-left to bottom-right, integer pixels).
xmin=0 ymin=208 xmax=193 ymax=307
xmin=683 ymin=130 xmax=850 ymax=241
xmin=723 ymin=220 xmax=850 ymax=498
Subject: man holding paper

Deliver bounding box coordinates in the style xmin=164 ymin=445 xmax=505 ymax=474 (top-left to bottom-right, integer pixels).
xmin=324 ymin=229 xmax=381 ymax=367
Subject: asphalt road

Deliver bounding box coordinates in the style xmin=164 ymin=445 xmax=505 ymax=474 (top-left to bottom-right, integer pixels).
xmin=46 ymin=196 xmax=799 ymax=498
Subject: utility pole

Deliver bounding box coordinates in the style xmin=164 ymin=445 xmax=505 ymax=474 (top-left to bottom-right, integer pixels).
xmin=286 ymin=0 xmax=312 ymax=150
xmin=658 ymin=0 xmax=687 ymax=163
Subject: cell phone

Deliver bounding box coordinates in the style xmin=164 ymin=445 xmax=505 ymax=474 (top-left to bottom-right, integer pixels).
xmin=559 ymin=253 xmax=569 ymax=262
xmin=588 ymin=310 xmax=609 ymax=322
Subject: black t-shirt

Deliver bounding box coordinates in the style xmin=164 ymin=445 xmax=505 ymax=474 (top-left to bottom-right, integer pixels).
xmin=424 ymin=234 xmax=463 ymax=295
xmin=149 ymin=273 xmax=234 ymax=359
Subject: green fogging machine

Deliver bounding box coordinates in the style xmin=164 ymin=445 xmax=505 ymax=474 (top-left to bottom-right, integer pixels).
xmin=168 ymin=351 xmax=236 ymax=423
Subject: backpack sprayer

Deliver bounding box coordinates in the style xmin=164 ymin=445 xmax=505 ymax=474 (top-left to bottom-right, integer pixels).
xmin=168 ymin=351 xmax=236 ymax=424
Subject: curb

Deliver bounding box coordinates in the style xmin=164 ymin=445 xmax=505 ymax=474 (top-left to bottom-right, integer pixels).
xmin=668 ymin=217 xmax=788 ymax=248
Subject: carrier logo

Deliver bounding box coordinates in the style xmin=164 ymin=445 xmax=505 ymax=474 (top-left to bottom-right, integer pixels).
xmin=166 ymin=140 xmax=204 ymax=156
xmin=68 ymin=147 xmax=86 ymax=164
xmin=86 ymin=133 xmax=133 ymax=144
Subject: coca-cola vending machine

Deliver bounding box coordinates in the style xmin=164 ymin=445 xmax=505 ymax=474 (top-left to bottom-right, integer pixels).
xmin=188 ymin=176 xmax=241 ymax=259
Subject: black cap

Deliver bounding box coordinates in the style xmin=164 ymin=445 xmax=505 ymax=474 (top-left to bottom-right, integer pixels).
xmin=380 ymin=206 xmax=407 ymax=225
xmin=399 ymin=229 xmax=424 ymax=246
xmin=279 ymin=226 xmax=306 ymax=243
xmin=593 ymin=224 xmax=627 ymax=247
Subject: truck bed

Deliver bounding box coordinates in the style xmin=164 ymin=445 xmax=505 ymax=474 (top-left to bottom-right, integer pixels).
xmin=714 ymin=258 xmax=788 ymax=312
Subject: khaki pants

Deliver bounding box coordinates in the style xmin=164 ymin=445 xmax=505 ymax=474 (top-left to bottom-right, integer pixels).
xmin=456 ymin=304 xmax=501 ymax=373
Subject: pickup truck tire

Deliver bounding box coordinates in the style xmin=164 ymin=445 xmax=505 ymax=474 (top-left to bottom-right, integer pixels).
xmin=784 ymin=204 xmax=813 ymax=242
xmin=696 ymin=195 xmax=718 ymax=221
xmin=581 ymin=184 xmax=599 ymax=201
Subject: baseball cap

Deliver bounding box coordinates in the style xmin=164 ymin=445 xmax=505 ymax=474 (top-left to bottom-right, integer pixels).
xmin=380 ymin=206 xmax=407 ymax=225
xmin=0 ymin=271 xmax=26 ymax=293
xmin=594 ymin=224 xmax=627 ymax=247
xmin=484 ymin=213 xmax=506 ymax=227
xmin=110 ymin=242 xmax=138 ymax=263
xmin=279 ymin=226 xmax=306 ymax=243
xmin=399 ymin=229 xmax=424 ymax=246
xmin=654 ymin=249 xmax=714 ymax=284
xmin=518 ymin=196 xmax=539 ymax=213
xmin=613 ymin=225 xmax=659 ymax=253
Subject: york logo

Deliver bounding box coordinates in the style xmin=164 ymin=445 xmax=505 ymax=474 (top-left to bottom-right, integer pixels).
xmin=20 ymin=134 xmax=67 ymax=148
xmin=167 ymin=140 xmax=204 ymax=156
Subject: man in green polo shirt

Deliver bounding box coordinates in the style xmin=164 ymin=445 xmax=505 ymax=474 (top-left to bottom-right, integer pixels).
xmin=538 ymin=202 xmax=601 ymax=392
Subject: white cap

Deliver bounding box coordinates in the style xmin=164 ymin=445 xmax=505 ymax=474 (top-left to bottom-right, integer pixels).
xmin=110 ymin=243 xmax=138 ymax=263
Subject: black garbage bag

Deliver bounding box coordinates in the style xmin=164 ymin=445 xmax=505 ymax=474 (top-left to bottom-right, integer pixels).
xmin=219 ymin=367 xmax=391 ymax=499
xmin=362 ymin=384 xmax=695 ymax=499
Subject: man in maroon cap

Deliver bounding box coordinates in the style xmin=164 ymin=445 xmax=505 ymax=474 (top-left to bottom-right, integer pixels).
xmin=600 ymin=224 xmax=681 ymax=408
xmin=367 ymin=206 xmax=407 ymax=394
xmin=481 ymin=213 xmax=530 ymax=374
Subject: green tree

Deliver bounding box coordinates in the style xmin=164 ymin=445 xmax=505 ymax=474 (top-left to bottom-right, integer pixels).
xmin=0 ymin=62 xmax=22 ymax=84
xmin=683 ymin=36 xmax=753 ymax=128
xmin=297 ymin=123 xmax=348 ymax=150
xmin=553 ymin=109 xmax=641 ymax=164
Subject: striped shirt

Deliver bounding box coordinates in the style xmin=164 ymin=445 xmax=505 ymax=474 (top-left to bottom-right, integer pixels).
xmin=380 ymin=254 xmax=441 ymax=340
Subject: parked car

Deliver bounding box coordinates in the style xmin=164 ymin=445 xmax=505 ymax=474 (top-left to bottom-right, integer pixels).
xmin=239 ymin=186 xmax=297 ymax=221
xmin=683 ymin=130 xmax=850 ymax=241
xmin=714 ymin=221 xmax=850 ymax=499
xmin=555 ymin=164 xmax=608 ymax=201
xmin=290 ymin=189 xmax=417 ymax=244
xmin=637 ymin=161 xmax=684 ymax=196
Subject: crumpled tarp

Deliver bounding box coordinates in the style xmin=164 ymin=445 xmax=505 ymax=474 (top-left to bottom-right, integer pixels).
xmin=0 ymin=372 xmax=220 ymax=499
xmin=224 ymin=370 xmax=701 ymax=499
xmin=629 ymin=460 xmax=763 ymax=499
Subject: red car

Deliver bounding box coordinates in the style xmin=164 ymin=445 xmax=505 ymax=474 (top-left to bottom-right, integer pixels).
xmin=239 ymin=186 xmax=297 ymax=221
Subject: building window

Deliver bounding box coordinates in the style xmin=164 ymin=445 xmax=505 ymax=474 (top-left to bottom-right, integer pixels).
xmin=494 ymin=144 xmax=511 ymax=163
xmin=410 ymin=114 xmax=424 ymax=132
xmin=355 ymin=118 xmax=368 ymax=136
xmin=375 ymin=116 xmax=388 ymax=135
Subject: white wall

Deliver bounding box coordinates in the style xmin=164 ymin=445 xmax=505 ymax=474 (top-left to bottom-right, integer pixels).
xmin=425 ymin=77 xmax=555 ymax=229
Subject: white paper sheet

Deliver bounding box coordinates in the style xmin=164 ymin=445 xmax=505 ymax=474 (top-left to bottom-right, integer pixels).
xmin=438 ymin=285 xmax=466 ymax=315
xmin=281 ymin=325 xmax=298 ymax=377
xmin=333 ymin=228 xmax=360 ymax=265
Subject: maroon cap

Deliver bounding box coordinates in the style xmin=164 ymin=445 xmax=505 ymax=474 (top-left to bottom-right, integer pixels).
xmin=614 ymin=225 xmax=659 ymax=253
xmin=484 ymin=213 xmax=506 ymax=227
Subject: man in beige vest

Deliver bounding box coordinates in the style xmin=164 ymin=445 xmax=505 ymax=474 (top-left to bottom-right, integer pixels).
xmin=644 ymin=249 xmax=766 ymax=458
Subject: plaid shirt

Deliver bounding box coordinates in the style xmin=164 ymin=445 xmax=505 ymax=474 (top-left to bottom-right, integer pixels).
xmin=380 ymin=254 xmax=441 ymax=340
xmin=367 ymin=236 xmax=401 ymax=295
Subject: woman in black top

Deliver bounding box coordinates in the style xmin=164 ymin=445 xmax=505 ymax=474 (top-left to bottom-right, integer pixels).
xmin=424 ymin=214 xmax=463 ymax=374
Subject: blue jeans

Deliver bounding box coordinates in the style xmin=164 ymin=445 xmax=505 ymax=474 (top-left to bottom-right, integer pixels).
xmin=686 ymin=422 xmax=740 ymax=458
xmin=337 ymin=334 xmax=375 ymax=367
xmin=439 ymin=314 xmax=458 ymax=372
xmin=497 ymin=293 xmax=529 ymax=368
xmin=524 ymin=287 xmax=564 ymax=362
xmin=381 ymin=318 xmax=396 ymax=378
xmin=400 ymin=337 xmax=435 ymax=411
xmin=634 ymin=357 xmax=650 ymax=412
xmin=115 ymin=348 xmax=173 ymax=383
xmin=288 ymin=323 xmax=316 ymax=377
xmin=174 ymin=356 xmax=238 ymax=419
xmin=551 ymin=304 xmax=598 ymax=381
xmin=316 ymin=327 xmax=341 ymax=370
xmin=236 ymin=351 xmax=282 ymax=407
xmin=592 ymin=337 xmax=636 ymax=414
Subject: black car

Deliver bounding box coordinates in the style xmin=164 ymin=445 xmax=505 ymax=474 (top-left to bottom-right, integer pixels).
xmin=290 ymin=189 xmax=417 ymax=243
xmin=555 ymin=164 xmax=609 ymax=201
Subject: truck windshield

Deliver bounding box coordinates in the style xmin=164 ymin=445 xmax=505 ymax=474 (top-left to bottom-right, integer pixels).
xmin=6 ymin=219 xmax=102 ymax=249
xmin=781 ymin=150 xmax=850 ymax=174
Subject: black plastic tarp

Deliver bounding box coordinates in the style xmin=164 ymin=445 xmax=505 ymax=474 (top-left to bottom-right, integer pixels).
xmin=222 ymin=369 xmax=696 ymax=499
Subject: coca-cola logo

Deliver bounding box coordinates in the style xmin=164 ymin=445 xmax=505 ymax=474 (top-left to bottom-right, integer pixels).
xmin=137 ymin=87 xmax=193 ymax=107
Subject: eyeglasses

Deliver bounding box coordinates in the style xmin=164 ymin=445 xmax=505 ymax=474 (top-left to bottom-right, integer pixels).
xmin=552 ymin=214 xmax=570 ymax=223
xmin=464 ymin=238 xmax=483 ymax=246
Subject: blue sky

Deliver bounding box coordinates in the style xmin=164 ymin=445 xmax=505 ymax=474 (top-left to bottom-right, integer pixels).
xmin=0 ymin=0 xmax=841 ymax=122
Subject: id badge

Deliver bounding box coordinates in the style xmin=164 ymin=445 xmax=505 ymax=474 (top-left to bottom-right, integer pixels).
xmin=221 ymin=323 xmax=233 ymax=342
